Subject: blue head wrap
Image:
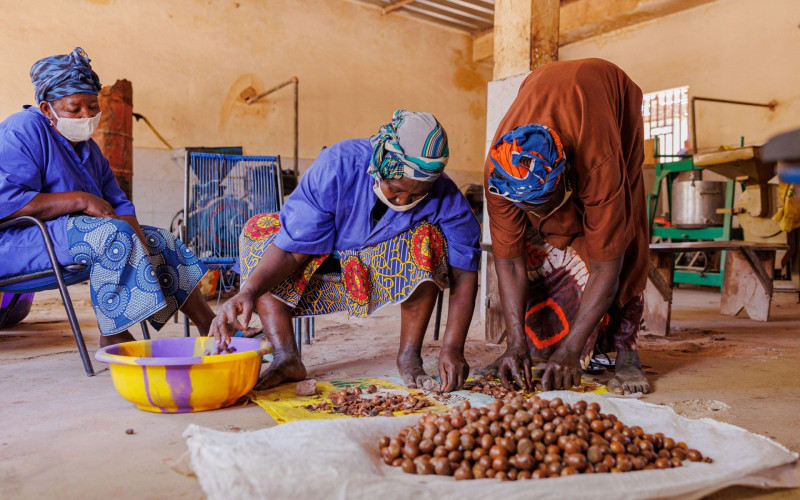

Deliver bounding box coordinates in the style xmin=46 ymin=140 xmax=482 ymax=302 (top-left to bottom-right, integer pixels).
xmin=368 ymin=109 xmax=449 ymax=182
xmin=30 ymin=47 xmax=102 ymax=104
xmin=486 ymin=124 xmax=566 ymax=206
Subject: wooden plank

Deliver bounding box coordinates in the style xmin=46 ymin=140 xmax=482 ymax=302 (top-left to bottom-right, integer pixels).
xmin=467 ymin=0 xmax=722 ymax=64
xmin=485 ymin=252 xmax=506 ymax=343
xmin=650 ymin=241 xmax=788 ymax=253
xmin=741 ymin=246 xmax=773 ymax=294
xmin=643 ymin=254 xmax=674 ymax=336
xmin=720 ymin=249 xmax=774 ymax=321
xmin=650 ymin=252 xmax=675 ymax=289
xmin=647 ymin=261 xmax=673 ymax=302
xmin=644 ymin=281 xmax=671 ymax=336
xmin=558 ymin=0 xmax=716 ymax=45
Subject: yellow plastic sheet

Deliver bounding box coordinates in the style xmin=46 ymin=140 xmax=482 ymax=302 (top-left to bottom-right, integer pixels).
xmin=251 ymin=377 xmax=608 ymax=424
xmin=250 ymin=378 xmax=449 ymax=424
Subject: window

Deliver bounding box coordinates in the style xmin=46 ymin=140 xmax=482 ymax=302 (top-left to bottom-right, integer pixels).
xmin=642 ymin=86 xmax=689 ymax=160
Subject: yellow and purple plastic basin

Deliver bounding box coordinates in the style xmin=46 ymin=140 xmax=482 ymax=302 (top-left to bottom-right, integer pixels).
xmin=95 ymin=337 xmax=272 ymax=413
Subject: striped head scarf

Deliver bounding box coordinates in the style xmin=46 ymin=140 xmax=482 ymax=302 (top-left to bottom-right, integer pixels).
xmin=487 ymin=124 xmax=566 ymax=206
xmin=368 ymin=109 xmax=449 ymax=182
xmin=30 ymin=47 xmax=102 ymax=104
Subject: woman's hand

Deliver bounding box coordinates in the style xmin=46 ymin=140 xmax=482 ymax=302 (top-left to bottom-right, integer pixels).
xmin=496 ymin=342 xmax=533 ymax=391
xmin=541 ymin=345 xmax=582 ymax=391
xmin=82 ymin=193 xmax=118 ymax=219
xmin=209 ymin=289 xmax=256 ymax=347
xmin=438 ymin=345 xmax=469 ymax=393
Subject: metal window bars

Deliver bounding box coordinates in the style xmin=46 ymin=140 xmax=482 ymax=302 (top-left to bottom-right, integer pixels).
xmin=642 ymin=86 xmax=690 ymax=161
xmin=183 ymin=152 xmax=283 ymax=270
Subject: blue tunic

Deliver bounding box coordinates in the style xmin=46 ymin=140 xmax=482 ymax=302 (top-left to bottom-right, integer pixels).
xmin=0 ymin=106 xmax=135 ymax=278
xmin=275 ymin=139 xmax=481 ymax=272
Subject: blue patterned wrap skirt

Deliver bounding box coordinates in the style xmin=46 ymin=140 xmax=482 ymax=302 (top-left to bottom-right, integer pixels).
xmin=66 ymin=216 xmax=206 ymax=335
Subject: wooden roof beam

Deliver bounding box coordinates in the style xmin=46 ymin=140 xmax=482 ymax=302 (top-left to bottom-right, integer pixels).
xmin=383 ymin=0 xmax=417 ymax=15
xmin=473 ymin=0 xmax=719 ymax=63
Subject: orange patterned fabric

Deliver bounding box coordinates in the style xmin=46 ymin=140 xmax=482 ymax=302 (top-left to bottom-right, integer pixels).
xmin=524 ymin=229 xmax=641 ymax=367
xmin=239 ymin=214 xmax=449 ymax=317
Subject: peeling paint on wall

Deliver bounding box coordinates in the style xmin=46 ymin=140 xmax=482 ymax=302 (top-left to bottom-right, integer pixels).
xmin=218 ymin=74 xmax=267 ymax=134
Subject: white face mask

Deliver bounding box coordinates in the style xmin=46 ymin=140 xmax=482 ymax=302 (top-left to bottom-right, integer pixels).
xmin=50 ymin=104 xmax=101 ymax=143
xmin=373 ymin=180 xmax=427 ymax=212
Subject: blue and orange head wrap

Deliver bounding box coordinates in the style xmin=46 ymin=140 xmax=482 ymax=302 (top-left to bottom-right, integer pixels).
xmin=487 ymin=124 xmax=566 ymax=206
xmin=368 ymin=109 xmax=449 ymax=182
xmin=30 ymin=47 xmax=102 ymax=104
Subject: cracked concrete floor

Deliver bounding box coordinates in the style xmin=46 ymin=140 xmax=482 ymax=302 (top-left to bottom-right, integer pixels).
xmin=0 ymin=283 xmax=798 ymax=499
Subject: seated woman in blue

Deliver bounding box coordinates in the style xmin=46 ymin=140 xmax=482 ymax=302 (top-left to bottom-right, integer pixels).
xmin=0 ymin=47 xmax=215 ymax=346
xmin=211 ymin=110 xmax=481 ymax=392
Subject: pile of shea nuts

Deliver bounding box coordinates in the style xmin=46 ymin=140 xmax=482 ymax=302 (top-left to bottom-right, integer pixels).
xmin=306 ymin=386 xmax=432 ymax=417
xmin=467 ymin=379 xmax=536 ymax=399
xmin=379 ymin=396 xmax=710 ymax=481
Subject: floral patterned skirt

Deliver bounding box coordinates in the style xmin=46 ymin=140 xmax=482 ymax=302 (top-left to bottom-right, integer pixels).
xmin=524 ymin=229 xmax=643 ymax=368
xmin=238 ymin=213 xmax=449 ymax=317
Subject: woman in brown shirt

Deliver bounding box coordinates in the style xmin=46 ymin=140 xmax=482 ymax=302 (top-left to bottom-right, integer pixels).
xmin=484 ymin=58 xmax=650 ymax=395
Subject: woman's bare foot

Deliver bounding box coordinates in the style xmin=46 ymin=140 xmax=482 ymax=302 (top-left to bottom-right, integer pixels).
xmin=99 ymin=330 xmax=136 ymax=348
xmin=397 ymin=350 xmax=437 ymax=391
xmin=607 ymin=350 xmax=650 ymax=395
xmin=254 ymin=350 xmax=307 ymax=390
xmin=241 ymin=327 xmax=264 ymax=338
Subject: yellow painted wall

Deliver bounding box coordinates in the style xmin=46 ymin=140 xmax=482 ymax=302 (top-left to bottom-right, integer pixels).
xmin=0 ymin=0 xmax=491 ymax=186
xmin=560 ymin=0 xmax=800 ymax=150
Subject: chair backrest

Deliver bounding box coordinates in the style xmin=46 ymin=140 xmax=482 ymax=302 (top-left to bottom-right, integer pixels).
xmin=185 ymin=153 xmax=283 ymax=268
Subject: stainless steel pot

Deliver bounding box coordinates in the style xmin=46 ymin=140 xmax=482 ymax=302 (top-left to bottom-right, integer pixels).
xmin=671 ymin=180 xmax=726 ymax=228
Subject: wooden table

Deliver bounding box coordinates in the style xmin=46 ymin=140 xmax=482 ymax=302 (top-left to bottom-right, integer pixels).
xmin=645 ymin=241 xmax=788 ymax=335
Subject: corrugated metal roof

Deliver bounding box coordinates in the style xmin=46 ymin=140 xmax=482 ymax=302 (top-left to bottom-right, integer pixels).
xmin=353 ymin=0 xmax=495 ymax=34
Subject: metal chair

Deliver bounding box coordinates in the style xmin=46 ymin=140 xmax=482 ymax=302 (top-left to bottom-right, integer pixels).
xmin=0 ymin=215 xmax=150 ymax=377
xmin=181 ymin=152 xmax=314 ymax=342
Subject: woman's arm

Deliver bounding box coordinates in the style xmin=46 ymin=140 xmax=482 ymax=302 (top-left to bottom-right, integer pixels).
xmin=437 ymin=266 xmax=478 ymax=392
xmin=493 ymin=254 xmax=534 ymax=390
xmin=541 ymin=255 xmax=622 ymax=390
xmin=209 ymin=244 xmax=311 ymax=344
xmin=7 ymin=191 xmax=118 ymax=221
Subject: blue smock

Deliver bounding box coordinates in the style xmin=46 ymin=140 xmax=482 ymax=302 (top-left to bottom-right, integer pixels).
xmin=0 ymin=106 xmax=135 ymax=278
xmin=275 ymin=139 xmax=481 ymax=272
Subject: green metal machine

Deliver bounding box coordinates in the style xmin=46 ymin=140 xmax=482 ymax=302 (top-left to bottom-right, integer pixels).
xmin=646 ymin=139 xmax=743 ymax=288
xmin=646 ymin=96 xmax=779 ymax=288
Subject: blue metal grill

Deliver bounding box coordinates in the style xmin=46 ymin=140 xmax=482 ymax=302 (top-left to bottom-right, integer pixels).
xmin=184 ymin=153 xmax=283 ymax=269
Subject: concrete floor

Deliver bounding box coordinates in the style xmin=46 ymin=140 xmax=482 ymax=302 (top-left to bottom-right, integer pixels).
xmin=0 ymin=282 xmax=798 ymax=499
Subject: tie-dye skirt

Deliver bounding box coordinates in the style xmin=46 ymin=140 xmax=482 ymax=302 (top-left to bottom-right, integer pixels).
xmin=238 ymin=213 xmax=449 ymax=317
xmin=67 ymin=216 xmax=206 ymax=335
xmin=524 ymin=230 xmax=642 ymax=368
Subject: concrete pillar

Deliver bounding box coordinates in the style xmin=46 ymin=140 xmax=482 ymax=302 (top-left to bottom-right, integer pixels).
xmin=492 ymin=0 xmax=559 ymax=80
xmin=483 ymin=0 xmax=559 ymax=342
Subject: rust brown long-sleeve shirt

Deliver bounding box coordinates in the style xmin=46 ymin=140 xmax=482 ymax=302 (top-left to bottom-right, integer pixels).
xmin=484 ymin=58 xmax=648 ymax=307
